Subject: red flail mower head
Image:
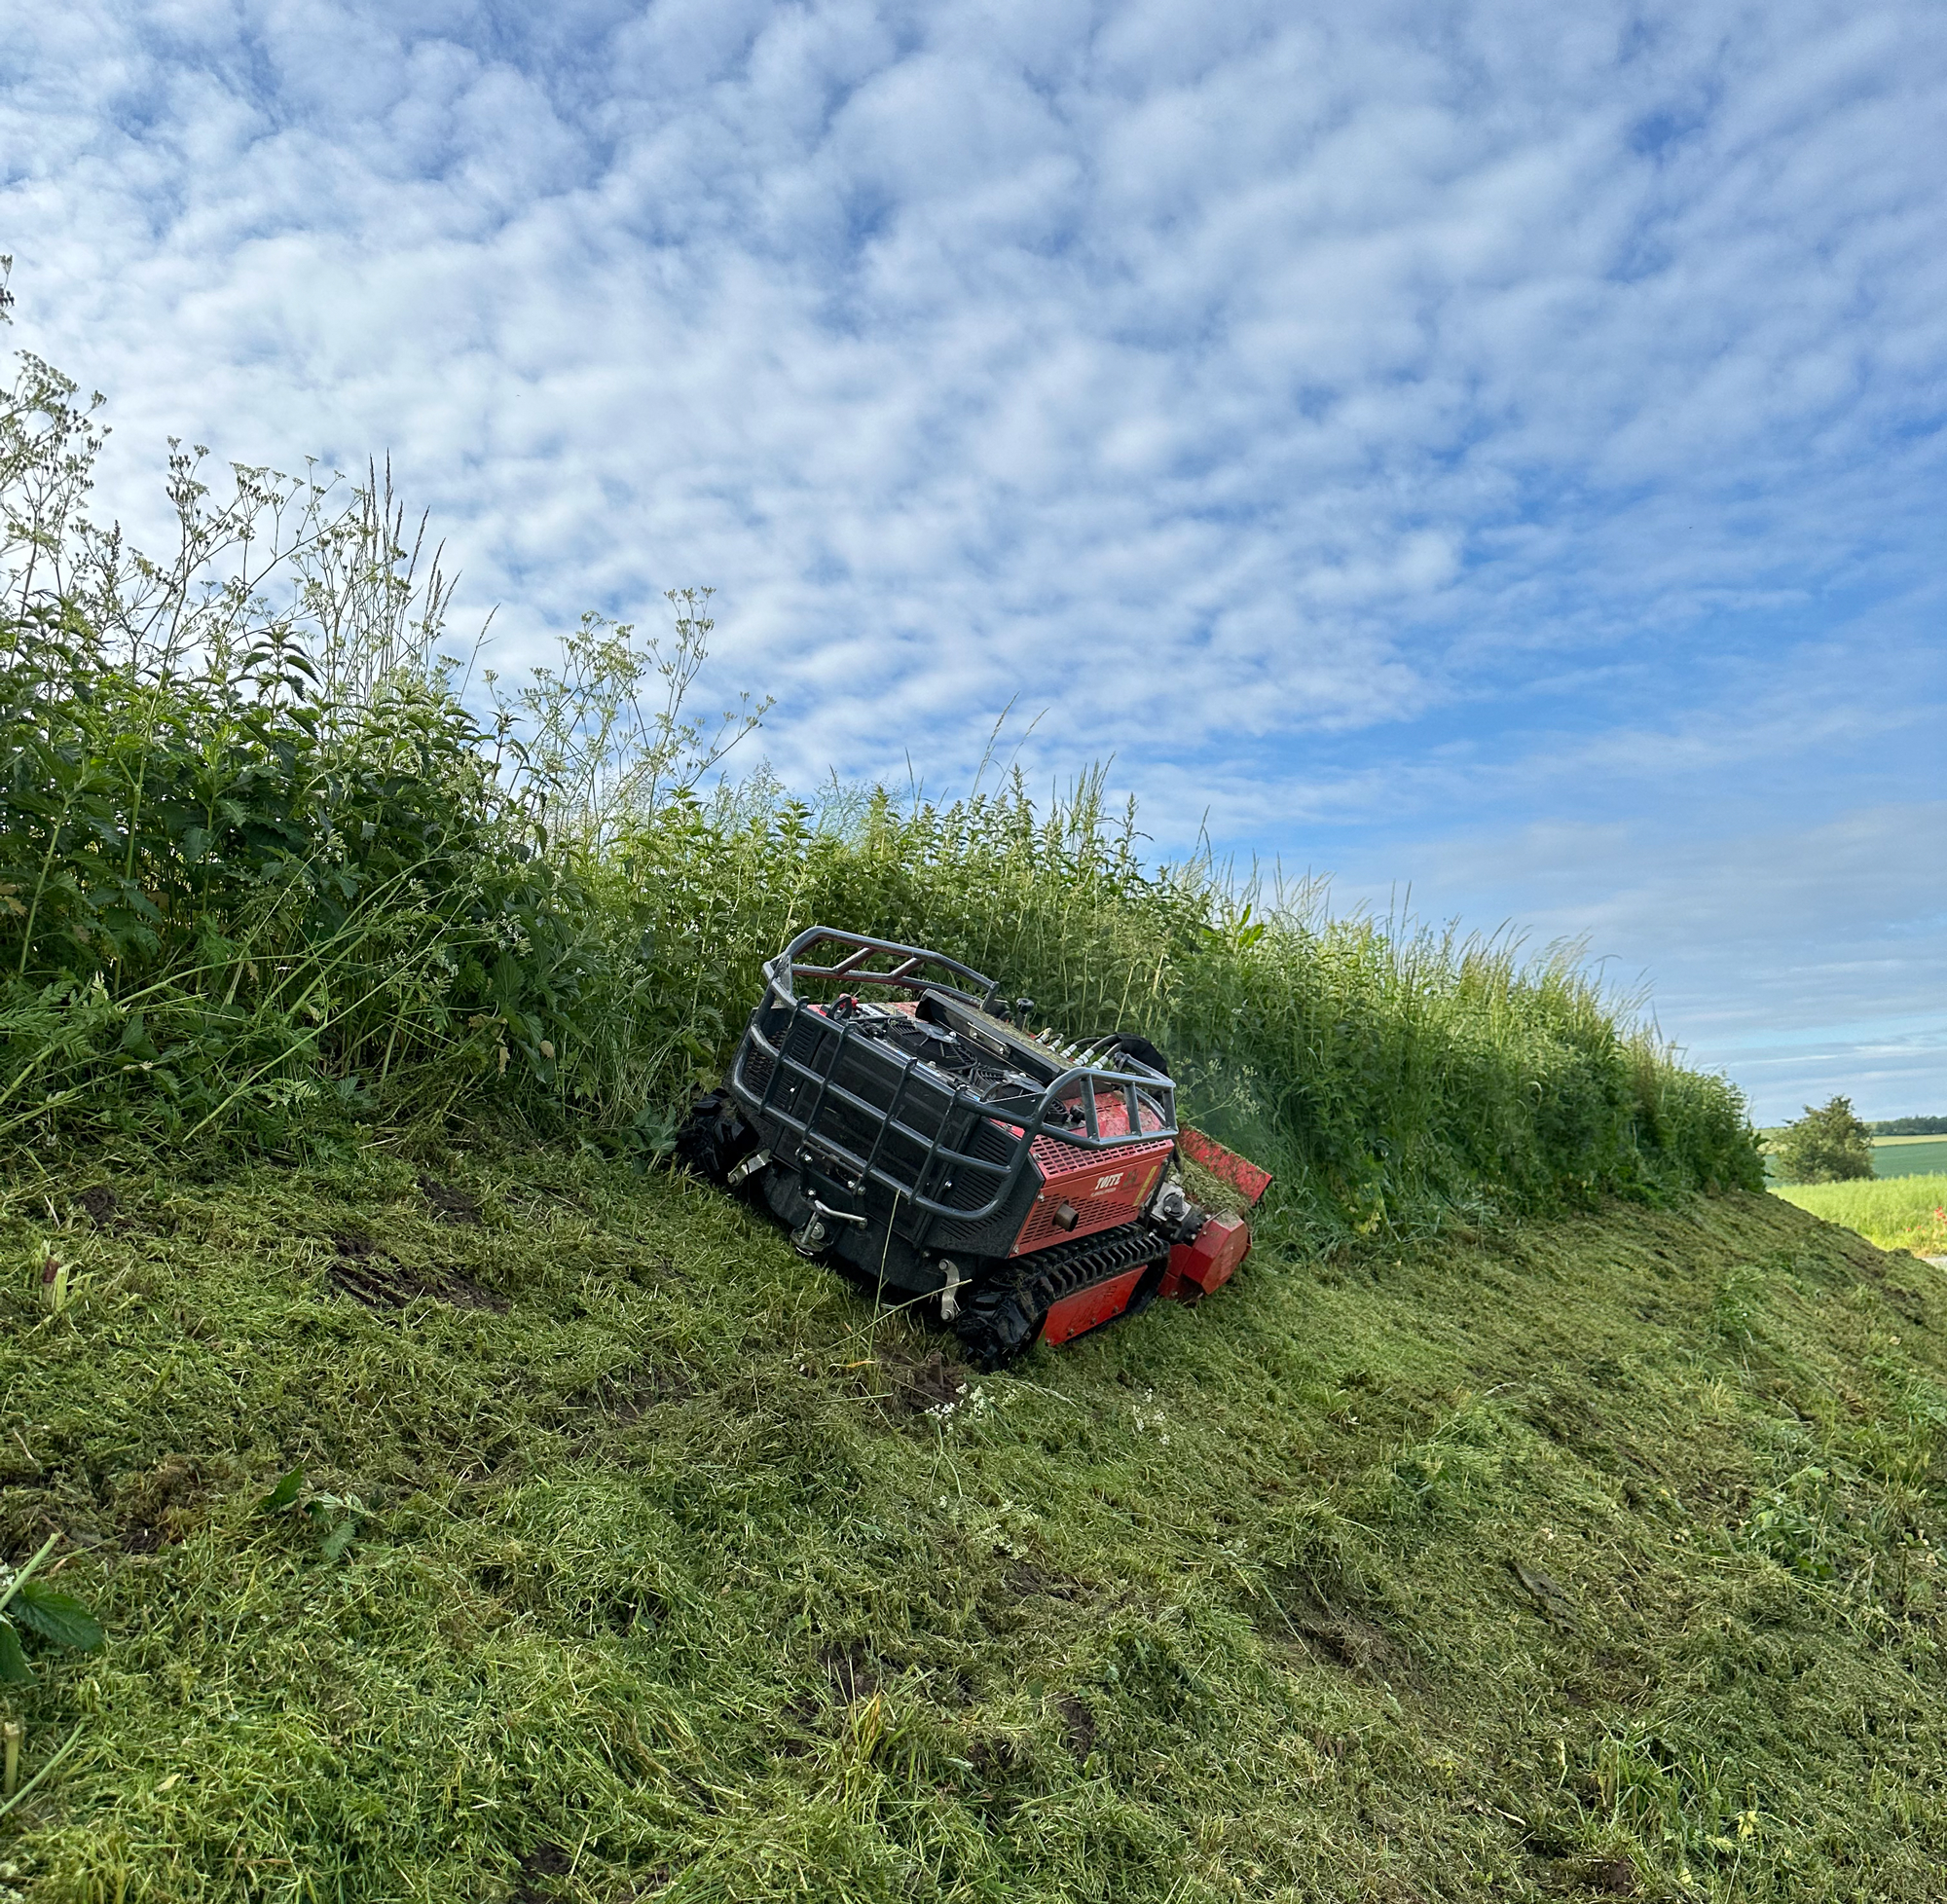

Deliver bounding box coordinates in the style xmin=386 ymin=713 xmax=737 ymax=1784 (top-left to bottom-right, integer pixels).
xmin=679 ymin=929 xmax=1272 ymax=1369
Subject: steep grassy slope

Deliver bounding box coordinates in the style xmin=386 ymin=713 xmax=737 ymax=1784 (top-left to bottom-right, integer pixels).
xmin=3 ymin=1153 xmax=1943 ymax=1904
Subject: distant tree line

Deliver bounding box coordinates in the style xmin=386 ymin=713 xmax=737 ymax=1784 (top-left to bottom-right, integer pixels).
xmin=1869 ymin=1116 xmax=1947 ymax=1136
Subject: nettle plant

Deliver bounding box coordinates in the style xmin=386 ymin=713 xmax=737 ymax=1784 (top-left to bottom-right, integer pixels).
xmin=0 ymin=259 xmax=763 ymax=1157
xmin=0 ymin=1537 xmax=103 ymax=1686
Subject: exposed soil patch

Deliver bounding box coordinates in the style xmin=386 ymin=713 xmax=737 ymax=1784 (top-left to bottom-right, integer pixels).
xmin=965 ymin=1733 xmax=1023 ymax=1778
xmin=1279 ymin=1593 xmax=1394 ymax=1673
xmin=1055 ymin=1694 xmax=1095 ymax=1761
xmin=1003 ymin=1560 xmax=1048 ymax=1597
xmin=428 ymin=1267 xmax=506 ymax=1310
xmin=1508 ymin=1557 xmax=1579 ymax=1630
xmin=766 ymin=1678 xmax=838 ymax=1761
xmin=73 ymin=1184 xmax=120 ymax=1227
xmin=877 ymin=1346 xmax=975 ymax=1415
xmin=822 ymin=1640 xmax=880 ymax=1704
xmin=512 ymin=1843 xmax=571 ymax=1902
xmin=327 ymin=1233 xmax=506 ymax=1312
xmin=418 ymin=1177 xmax=483 ymax=1225
xmin=1588 ymin=1854 xmax=1637 ymax=1894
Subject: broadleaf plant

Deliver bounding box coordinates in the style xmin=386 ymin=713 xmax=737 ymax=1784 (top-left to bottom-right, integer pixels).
xmin=0 ymin=1535 xmax=104 ymax=1684
xmin=255 ymin=1467 xmax=306 ymax=1516
xmin=254 ymin=1468 xmax=367 ymax=1562
xmin=8 ymin=1580 xmax=105 ymax=1653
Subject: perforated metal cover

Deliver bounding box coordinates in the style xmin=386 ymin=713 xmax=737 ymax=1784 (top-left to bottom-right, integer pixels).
xmin=1011 ymin=1132 xmax=1175 ymax=1255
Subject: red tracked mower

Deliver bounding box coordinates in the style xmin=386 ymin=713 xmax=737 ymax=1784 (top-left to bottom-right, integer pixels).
xmin=679 ymin=929 xmax=1271 ymax=1369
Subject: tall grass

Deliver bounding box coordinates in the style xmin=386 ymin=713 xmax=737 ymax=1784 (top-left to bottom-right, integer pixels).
xmin=1774 ymin=1176 xmax=1947 ymax=1256
xmin=0 ymin=291 xmax=1761 ymax=1233
xmin=596 ymin=781 xmax=1760 ymax=1233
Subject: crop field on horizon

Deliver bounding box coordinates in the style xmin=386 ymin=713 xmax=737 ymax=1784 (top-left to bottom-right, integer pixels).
xmin=1772 ymin=1172 xmax=1947 ymax=1257
xmin=1759 ymin=1134 xmax=1947 ymax=1185
xmin=1871 ymin=1135 xmax=1947 ymax=1178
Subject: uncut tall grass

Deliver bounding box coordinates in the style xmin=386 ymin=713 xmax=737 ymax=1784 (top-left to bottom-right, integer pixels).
xmin=1773 ymin=1176 xmax=1947 ymax=1256
xmin=0 ymin=311 xmax=1762 ymax=1239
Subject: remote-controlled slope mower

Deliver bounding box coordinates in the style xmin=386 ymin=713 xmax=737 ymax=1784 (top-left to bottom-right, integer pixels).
xmin=679 ymin=929 xmax=1270 ymax=1369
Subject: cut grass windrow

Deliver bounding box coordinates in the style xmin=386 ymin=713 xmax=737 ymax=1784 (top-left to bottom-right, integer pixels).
xmin=2 ymin=1149 xmax=1944 ymax=1902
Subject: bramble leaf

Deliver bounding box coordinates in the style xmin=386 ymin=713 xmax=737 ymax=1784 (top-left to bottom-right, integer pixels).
xmin=11 ymin=1580 xmax=105 ymax=1652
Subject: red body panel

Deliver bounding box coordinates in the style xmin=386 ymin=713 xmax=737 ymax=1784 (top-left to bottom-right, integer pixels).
xmin=1179 ymin=1127 xmax=1273 ymax=1206
xmin=1040 ymin=1264 xmax=1149 ymax=1345
xmin=1011 ymin=1132 xmax=1173 ymax=1256
xmin=1160 ymin=1213 xmax=1252 ymax=1301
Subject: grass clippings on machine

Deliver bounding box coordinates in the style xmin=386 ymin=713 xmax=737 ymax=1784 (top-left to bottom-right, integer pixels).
xmin=679 ymin=930 xmax=1271 ymax=1368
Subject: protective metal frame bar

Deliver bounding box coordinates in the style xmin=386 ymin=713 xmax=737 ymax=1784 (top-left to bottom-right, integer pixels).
xmin=729 ymin=927 xmax=1178 ymax=1235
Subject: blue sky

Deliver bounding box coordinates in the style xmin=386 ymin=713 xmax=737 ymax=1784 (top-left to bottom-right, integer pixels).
xmin=3 ymin=0 xmax=1943 ymax=1121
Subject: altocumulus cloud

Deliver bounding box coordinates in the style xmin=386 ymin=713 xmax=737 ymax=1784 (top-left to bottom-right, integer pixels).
xmin=1 ymin=0 xmax=1943 ymax=1117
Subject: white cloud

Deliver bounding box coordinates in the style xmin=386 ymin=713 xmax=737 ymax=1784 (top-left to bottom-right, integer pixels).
xmin=2 ymin=0 xmax=1943 ymax=1106
xmin=1329 ymin=801 xmax=1947 ymax=1122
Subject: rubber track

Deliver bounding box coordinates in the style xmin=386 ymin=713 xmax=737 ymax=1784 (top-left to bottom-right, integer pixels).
xmin=954 ymin=1224 xmax=1170 ymax=1370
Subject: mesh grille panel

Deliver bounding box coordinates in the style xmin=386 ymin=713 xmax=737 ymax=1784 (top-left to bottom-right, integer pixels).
xmin=1012 ymin=1134 xmax=1174 ymax=1255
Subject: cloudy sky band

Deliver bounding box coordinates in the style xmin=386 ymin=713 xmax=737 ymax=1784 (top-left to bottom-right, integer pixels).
xmin=3 ymin=0 xmax=1942 ymax=1118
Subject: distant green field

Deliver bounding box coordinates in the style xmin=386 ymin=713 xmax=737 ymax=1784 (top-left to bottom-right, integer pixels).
xmin=1760 ymin=1135 xmax=1947 ymax=1184
xmin=1773 ymin=1173 xmax=1947 ymax=1255
xmin=1872 ymin=1135 xmax=1947 ymax=1178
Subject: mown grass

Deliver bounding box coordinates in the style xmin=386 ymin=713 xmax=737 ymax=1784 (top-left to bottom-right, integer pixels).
xmin=1773 ymin=1176 xmax=1947 ymax=1258
xmin=3 ymin=1151 xmax=1945 ymax=1903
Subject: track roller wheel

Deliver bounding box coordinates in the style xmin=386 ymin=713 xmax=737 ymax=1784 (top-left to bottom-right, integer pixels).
xmin=954 ymin=1253 xmax=1167 ymax=1371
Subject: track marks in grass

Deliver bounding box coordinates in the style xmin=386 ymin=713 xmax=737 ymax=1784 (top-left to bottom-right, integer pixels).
xmin=324 ymin=1230 xmax=507 ymax=1313
xmin=6 ymin=1167 xmax=1947 ymax=1900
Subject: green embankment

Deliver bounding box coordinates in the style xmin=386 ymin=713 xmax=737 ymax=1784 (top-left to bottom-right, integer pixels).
xmin=3 ymin=1157 xmax=1946 ymax=1902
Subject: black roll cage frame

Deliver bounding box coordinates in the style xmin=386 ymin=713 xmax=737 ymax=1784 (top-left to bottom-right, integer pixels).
xmin=728 ymin=927 xmax=1178 ymax=1236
